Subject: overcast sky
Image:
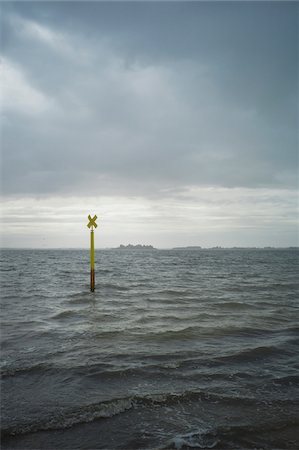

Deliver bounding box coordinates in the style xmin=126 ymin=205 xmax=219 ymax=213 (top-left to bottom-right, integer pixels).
xmin=1 ymin=1 xmax=298 ymax=248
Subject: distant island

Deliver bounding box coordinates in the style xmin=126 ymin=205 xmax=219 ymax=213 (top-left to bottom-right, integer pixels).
xmin=111 ymin=245 xmax=299 ymax=251
xmin=118 ymin=244 xmax=156 ymax=250
xmin=171 ymin=246 xmax=298 ymax=250
xmin=172 ymin=246 xmax=202 ymax=250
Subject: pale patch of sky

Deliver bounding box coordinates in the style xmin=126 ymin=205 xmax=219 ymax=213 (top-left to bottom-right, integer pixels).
xmin=1 ymin=57 xmax=52 ymax=115
xmin=1 ymin=188 xmax=297 ymax=248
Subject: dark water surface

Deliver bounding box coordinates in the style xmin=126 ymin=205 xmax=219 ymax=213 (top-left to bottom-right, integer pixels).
xmin=1 ymin=248 xmax=299 ymax=449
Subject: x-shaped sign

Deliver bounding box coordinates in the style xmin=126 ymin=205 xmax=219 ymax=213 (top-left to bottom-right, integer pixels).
xmin=87 ymin=214 xmax=98 ymax=229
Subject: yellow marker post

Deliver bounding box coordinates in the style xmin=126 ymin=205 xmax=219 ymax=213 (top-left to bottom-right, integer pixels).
xmin=87 ymin=214 xmax=98 ymax=292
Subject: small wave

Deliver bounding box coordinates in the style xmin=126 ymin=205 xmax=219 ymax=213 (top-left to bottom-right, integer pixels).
xmin=1 ymin=362 xmax=51 ymax=378
xmin=92 ymin=329 xmax=128 ymax=339
xmin=50 ymin=310 xmax=77 ymax=320
xmin=162 ymin=418 xmax=299 ymax=449
xmin=100 ymin=282 xmax=130 ymax=291
xmin=135 ymin=314 xmax=210 ymax=325
xmin=0 ymin=267 xmax=16 ymax=272
xmin=1 ymin=390 xmax=258 ymax=437
xmin=85 ymin=362 xmax=183 ymax=380
xmin=215 ymin=301 xmax=255 ymax=310
xmin=283 ymin=326 xmax=299 ymax=335
xmin=67 ymin=294 xmax=94 ymax=304
xmin=215 ymin=345 xmax=288 ymax=363
xmin=165 ymin=429 xmax=219 ymax=449
xmin=137 ymin=325 xmax=277 ymax=341
xmin=155 ymin=289 xmax=195 ymax=296
xmin=272 ymin=375 xmax=299 ymax=386
xmin=141 ymin=326 xmax=199 ymax=341
xmin=2 ymin=397 xmax=134 ymax=437
xmin=198 ymin=326 xmax=283 ymax=339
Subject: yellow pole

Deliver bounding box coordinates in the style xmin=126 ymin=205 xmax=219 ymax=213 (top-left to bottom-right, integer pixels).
xmin=87 ymin=214 xmax=97 ymax=292
xmin=90 ymin=228 xmax=95 ymax=292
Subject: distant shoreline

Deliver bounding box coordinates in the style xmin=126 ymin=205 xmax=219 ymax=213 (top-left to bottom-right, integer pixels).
xmin=117 ymin=244 xmax=156 ymax=250
xmin=1 ymin=246 xmax=298 ymax=250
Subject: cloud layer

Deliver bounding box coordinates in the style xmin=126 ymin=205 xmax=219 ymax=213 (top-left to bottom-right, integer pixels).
xmin=1 ymin=2 xmax=298 ymax=247
xmin=1 ymin=187 xmax=297 ymax=248
xmin=2 ymin=2 xmax=297 ymax=195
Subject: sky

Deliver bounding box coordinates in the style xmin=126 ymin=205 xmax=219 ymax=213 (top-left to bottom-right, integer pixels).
xmin=1 ymin=1 xmax=298 ymax=248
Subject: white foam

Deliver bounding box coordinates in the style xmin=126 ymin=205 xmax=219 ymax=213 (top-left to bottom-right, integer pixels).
xmin=168 ymin=430 xmax=219 ymax=450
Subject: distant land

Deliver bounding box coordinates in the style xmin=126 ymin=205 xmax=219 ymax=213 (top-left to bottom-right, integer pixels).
xmin=172 ymin=246 xmax=298 ymax=250
xmin=172 ymin=246 xmax=202 ymax=250
xmin=116 ymin=245 xmax=298 ymax=251
xmin=118 ymin=244 xmax=156 ymax=250
xmin=1 ymin=246 xmax=298 ymax=250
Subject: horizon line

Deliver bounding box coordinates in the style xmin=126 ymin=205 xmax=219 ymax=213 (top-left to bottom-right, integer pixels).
xmin=1 ymin=246 xmax=298 ymax=250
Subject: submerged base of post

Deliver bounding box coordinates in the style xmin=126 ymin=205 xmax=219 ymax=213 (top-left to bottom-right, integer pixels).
xmin=90 ymin=269 xmax=95 ymax=292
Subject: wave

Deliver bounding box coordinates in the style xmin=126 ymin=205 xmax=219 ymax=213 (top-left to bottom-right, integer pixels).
xmin=215 ymin=345 xmax=292 ymax=363
xmin=214 ymin=301 xmax=256 ymax=310
xmin=0 ymin=267 xmax=16 ymax=272
xmin=98 ymin=269 xmax=113 ymax=274
xmin=135 ymin=313 xmax=211 ymax=325
xmin=2 ymin=397 xmax=133 ymax=437
xmin=163 ymin=429 xmax=219 ymax=449
xmin=154 ymin=288 xmax=196 ymax=296
xmin=1 ymin=390 xmax=265 ymax=437
xmin=50 ymin=310 xmax=77 ymax=320
xmin=162 ymin=418 xmax=299 ymax=449
xmin=1 ymin=357 xmax=179 ymax=380
xmin=140 ymin=326 xmax=200 ymax=341
xmin=136 ymin=325 xmax=291 ymax=341
xmin=272 ymin=375 xmax=299 ymax=386
xmin=1 ymin=362 xmax=51 ymax=378
xmin=66 ymin=292 xmax=93 ymax=303
xmin=99 ymin=282 xmax=130 ymax=291
xmin=196 ymin=325 xmax=299 ymax=339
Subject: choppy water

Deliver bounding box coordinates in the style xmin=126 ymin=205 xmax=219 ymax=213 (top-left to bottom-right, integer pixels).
xmin=1 ymin=248 xmax=299 ymax=449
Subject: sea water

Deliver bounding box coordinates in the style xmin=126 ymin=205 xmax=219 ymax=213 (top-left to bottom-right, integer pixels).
xmin=1 ymin=248 xmax=298 ymax=449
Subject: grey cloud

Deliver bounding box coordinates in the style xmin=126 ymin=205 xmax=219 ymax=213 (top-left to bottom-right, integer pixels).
xmin=1 ymin=1 xmax=298 ymax=197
